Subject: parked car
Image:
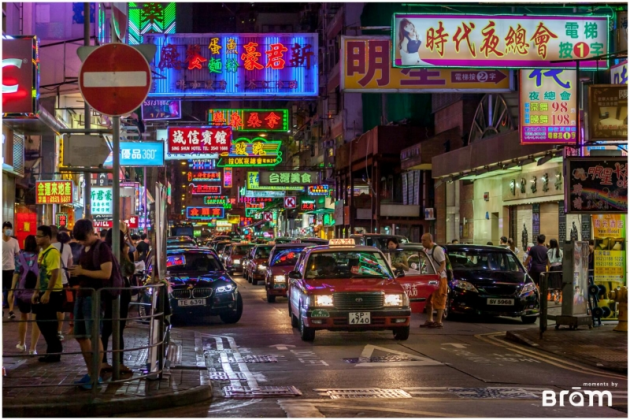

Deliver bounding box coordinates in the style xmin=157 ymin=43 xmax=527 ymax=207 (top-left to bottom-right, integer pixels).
xmin=444 ymin=244 xmax=540 ymax=323
xmin=167 ymin=236 xmax=197 ymax=247
xmin=166 ymin=247 xmax=242 ymax=324
xmin=213 ymin=240 xmax=231 ymax=256
xmin=244 ymin=243 xmax=274 ymax=285
xmin=288 ymin=239 xmax=411 ymax=341
xmin=264 ymin=243 xmax=312 ymax=303
xmin=225 ymin=243 xmax=255 ymax=274
xmin=350 ymin=234 xmax=409 ymax=251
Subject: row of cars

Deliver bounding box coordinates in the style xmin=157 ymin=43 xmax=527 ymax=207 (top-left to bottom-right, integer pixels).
xmin=163 ymin=234 xmax=541 ymax=340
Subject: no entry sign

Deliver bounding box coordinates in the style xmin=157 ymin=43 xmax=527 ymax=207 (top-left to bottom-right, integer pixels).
xmin=79 ymin=43 xmax=152 ymax=116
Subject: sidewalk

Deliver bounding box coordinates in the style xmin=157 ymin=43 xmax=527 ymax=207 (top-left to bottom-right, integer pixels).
xmin=506 ymin=324 xmax=627 ymax=374
xmin=2 ymin=317 xmax=211 ymax=417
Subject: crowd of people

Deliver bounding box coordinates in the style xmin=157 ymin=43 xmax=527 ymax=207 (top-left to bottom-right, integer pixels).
xmin=2 ymin=219 xmax=151 ymax=390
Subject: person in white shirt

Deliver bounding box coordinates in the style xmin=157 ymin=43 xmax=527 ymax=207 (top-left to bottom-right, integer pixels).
xmin=507 ymin=238 xmax=520 ymax=256
xmin=3 ymin=221 xmax=20 ymax=318
xmin=547 ymin=239 xmax=563 ymax=270
xmin=51 ymin=225 xmax=73 ymax=342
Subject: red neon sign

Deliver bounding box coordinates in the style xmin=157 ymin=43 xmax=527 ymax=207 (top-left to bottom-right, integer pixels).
xmin=190 ymin=184 xmax=222 ymax=195
xmin=2 ymin=36 xmax=38 ymax=114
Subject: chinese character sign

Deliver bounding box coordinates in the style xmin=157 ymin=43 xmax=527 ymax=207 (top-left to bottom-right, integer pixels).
xmin=565 ymin=157 xmax=627 ymax=214
xmin=520 ymin=69 xmax=577 ymax=144
xmin=141 ymin=99 xmax=182 ymax=120
xmin=186 ymin=206 xmax=225 ymax=220
xmin=187 ymin=171 xmax=221 ymax=182
xmin=392 ymin=14 xmax=608 ymax=69
xmin=592 ymin=214 xmax=626 ymax=239
xmin=258 ymin=171 xmax=320 ymax=186
xmin=208 ymin=109 xmax=289 ymax=132
xmin=217 ymin=137 xmax=283 ymax=168
xmin=56 ymin=213 xmax=68 ymax=228
xmin=308 ymin=185 xmax=330 ymax=196
xmin=588 ymin=85 xmax=628 ymax=142
xmin=189 ymin=184 xmax=222 ymax=195
xmin=611 ymin=60 xmax=628 ymax=86
xmin=91 ymin=187 xmax=113 ymax=215
xmin=301 ymin=201 xmax=316 ymax=211
xmin=104 ymin=141 xmax=164 ymax=167
xmin=35 ymin=181 xmax=73 ymax=205
xmin=247 ymin=172 xmax=304 ymax=191
xmin=342 ymin=36 xmax=513 ymax=93
xmin=224 ymin=167 xmax=233 ymax=188
xmin=146 ymin=33 xmax=318 ymax=98
xmin=166 ymin=126 xmax=232 ymax=160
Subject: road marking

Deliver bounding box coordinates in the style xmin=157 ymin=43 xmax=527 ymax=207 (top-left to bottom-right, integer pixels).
xmin=354 ymin=344 xmax=441 ymax=368
xmin=269 ymin=344 xmax=296 ymax=351
xmin=279 ymin=400 xmax=476 ymax=417
xmin=442 ymin=343 xmax=469 ymax=349
xmin=476 ymin=332 xmax=627 ymax=380
xmin=278 ymin=400 xmax=325 ymax=418
xmin=207 ymin=398 xmax=263 ymax=414
xmin=290 ymin=349 xmax=329 ymax=366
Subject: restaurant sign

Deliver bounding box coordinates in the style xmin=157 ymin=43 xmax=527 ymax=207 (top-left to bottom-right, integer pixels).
xmin=587 ymin=85 xmax=628 ymax=141
xmin=520 ymin=69 xmax=577 ymax=144
xmin=217 ymin=137 xmax=282 ymax=167
xmin=258 ymin=170 xmax=320 ymax=186
xmin=36 ymin=181 xmax=74 ymax=205
xmin=247 ymin=172 xmax=304 ymax=191
xmin=392 ymin=14 xmax=608 ymax=69
xmin=186 ymin=206 xmax=225 ymax=220
xmin=145 ymin=33 xmax=318 ymax=98
xmin=190 ymin=184 xmax=222 ymax=195
xmin=341 ymin=36 xmax=513 ymax=92
xmin=565 ymin=157 xmax=627 ymax=214
xmin=187 ymin=171 xmax=221 ymax=182
xmin=208 ymin=109 xmax=289 ymax=132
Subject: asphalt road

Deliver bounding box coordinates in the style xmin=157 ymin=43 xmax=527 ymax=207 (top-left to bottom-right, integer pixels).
xmin=117 ymin=274 xmax=628 ymax=418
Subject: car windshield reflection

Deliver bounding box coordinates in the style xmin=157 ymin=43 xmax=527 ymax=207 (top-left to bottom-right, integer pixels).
xmin=305 ymin=251 xmax=394 ymax=280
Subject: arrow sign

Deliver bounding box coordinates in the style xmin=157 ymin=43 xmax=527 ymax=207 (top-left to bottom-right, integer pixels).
xmin=451 ymin=70 xmax=507 ymax=85
xmin=269 ymin=344 xmax=296 ymax=351
xmin=62 ymin=134 xmax=111 ymax=167
xmin=442 ymin=343 xmax=469 ymax=349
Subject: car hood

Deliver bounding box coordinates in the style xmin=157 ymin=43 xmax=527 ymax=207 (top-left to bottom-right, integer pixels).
xmin=167 ymin=271 xmax=232 ymax=286
xmin=304 ymin=278 xmax=403 ymax=293
xmin=453 ymin=270 xmax=528 ymax=285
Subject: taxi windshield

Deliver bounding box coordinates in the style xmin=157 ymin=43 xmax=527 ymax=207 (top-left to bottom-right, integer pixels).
xmin=232 ymin=245 xmax=254 ymax=255
xmin=255 ymin=246 xmax=273 ymax=259
xmin=270 ymin=247 xmax=305 ymax=266
xmin=305 ymin=251 xmax=393 ymax=280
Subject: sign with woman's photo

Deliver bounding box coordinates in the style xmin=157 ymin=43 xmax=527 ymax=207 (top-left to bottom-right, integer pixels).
xmin=141 ymin=99 xmax=181 ymax=120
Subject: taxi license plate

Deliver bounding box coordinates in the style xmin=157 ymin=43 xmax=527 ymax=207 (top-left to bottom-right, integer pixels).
xmin=178 ymin=299 xmax=205 ymax=307
xmin=349 ymin=312 xmax=371 ymax=325
xmin=487 ymin=298 xmax=514 ymax=306
xmin=273 ymin=283 xmax=286 ymax=289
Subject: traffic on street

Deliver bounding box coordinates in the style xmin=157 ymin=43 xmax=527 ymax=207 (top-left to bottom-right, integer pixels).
xmin=1 ymin=1 xmax=628 ymax=418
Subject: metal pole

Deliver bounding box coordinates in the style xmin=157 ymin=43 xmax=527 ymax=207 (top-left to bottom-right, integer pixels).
xmin=539 ymin=272 xmax=548 ymax=340
xmin=83 ymin=2 xmax=91 ymax=220
xmin=90 ymin=289 xmax=100 ymax=398
xmin=143 ymin=167 xmax=148 ymax=234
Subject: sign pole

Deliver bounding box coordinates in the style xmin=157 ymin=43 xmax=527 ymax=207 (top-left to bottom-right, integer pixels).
xmin=111 ymin=19 xmax=121 ymax=383
xmin=83 ymin=2 xmax=91 ymax=220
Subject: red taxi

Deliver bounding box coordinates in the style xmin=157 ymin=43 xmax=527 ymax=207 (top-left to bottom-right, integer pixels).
xmin=244 ymin=243 xmax=274 ymax=285
xmin=224 ymin=242 xmax=255 ymax=274
xmin=264 ymin=243 xmax=312 ymax=303
xmin=288 ymin=239 xmax=412 ymax=341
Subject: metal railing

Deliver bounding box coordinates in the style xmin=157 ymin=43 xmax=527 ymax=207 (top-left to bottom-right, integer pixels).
xmin=2 ymin=283 xmax=168 ymax=400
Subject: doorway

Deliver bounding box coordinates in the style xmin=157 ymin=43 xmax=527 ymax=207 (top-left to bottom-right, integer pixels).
xmin=491 ymin=212 xmax=499 ymax=245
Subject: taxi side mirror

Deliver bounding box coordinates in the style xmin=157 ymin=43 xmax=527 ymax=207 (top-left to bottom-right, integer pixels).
xmin=288 ymin=271 xmax=301 ymax=280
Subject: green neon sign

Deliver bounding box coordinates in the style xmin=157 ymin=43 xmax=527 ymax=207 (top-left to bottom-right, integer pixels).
xmin=247 ymin=171 xmax=304 ymax=191
xmin=208 ymin=109 xmax=290 ymax=132
xmin=217 ymin=137 xmax=283 ymax=168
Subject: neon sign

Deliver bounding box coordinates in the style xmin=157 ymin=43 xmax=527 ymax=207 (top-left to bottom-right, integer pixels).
xmin=190 ymin=184 xmax=221 ymax=195
xmin=208 ymin=109 xmax=289 ymax=132
xmin=2 ymin=36 xmax=39 ymax=114
xmin=187 ymin=171 xmax=221 ymax=182
xmin=203 ymin=196 xmax=235 ymax=208
xmin=259 ymin=170 xmax=319 ymax=186
xmin=145 ymin=33 xmax=318 ymax=98
xmin=166 ymin=126 xmax=232 ymax=160
xmin=129 ymin=2 xmax=176 ymax=45
xmin=308 ymin=185 xmax=330 ymax=196
xmin=141 ymin=99 xmax=181 ymax=120
xmin=217 ymin=137 xmax=283 ymax=167
xmin=188 ymin=159 xmax=216 ymax=170
xmin=223 ymin=167 xmax=233 ymax=188
xmin=186 ymin=206 xmax=225 ymax=220
xmin=247 ymin=172 xmax=304 ymax=192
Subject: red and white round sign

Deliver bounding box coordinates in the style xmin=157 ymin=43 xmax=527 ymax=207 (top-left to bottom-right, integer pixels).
xmin=284 ymin=197 xmax=296 ymax=209
xmin=79 ymin=43 xmax=152 ymax=116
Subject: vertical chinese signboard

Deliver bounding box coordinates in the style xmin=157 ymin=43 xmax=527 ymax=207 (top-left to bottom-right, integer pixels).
xmin=223 ymin=167 xmax=233 ymax=188
xmin=587 ymin=85 xmax=628 ymax=141
xmin=36 ymin=181 xmax=74 ymax=204
xmin=565 ymin=157 xmax=627 ymax=214
xmin=145 ymin=33 xmax=318 ymax=98
xmin=166 ymin=126 xmax=232 ymax=160
xmin=91 ymin=187 xmax=114 ymax=215
xmin=2 ymin=36 xmax=39 ymax=114
xmin=341 ymin=35 xmax=513 ymax=92
xmin=520 ymin=69 xmax=577 ymax=144
xmin=392 ymin=14 xmax=609 ymax=69
xmin=208 ymin=109 xmax=289 ymax=132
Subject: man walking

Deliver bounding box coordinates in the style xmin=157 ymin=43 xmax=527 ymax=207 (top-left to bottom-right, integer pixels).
xmin=525 ymin=234 xmax=549 ymax=286
xmin=420 ymin=233 xmax=447 ymax=329
xmin=500 ymin=236 xmax=509 ymax=247
xmin=69 ymin=219 xmax=113 ymax=389
xmin=32 ymin=226 xmax=63 ymax=362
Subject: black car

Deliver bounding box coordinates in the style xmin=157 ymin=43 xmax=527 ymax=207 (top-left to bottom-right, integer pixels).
xmin=444 ymin=245 xmax=540 ymax=323
xmin=166 ymin=247 xmax=242 ymax=324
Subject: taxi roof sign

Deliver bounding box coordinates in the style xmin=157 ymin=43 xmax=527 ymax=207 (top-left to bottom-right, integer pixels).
xmin=329 ymin=238 xmax=356 ymax=247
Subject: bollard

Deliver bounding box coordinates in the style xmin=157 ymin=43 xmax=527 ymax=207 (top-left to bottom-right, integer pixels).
xmin=609 ymin=286 xmax=628 ymax=332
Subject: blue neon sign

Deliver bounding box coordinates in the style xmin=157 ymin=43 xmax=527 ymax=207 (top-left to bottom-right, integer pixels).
xmin=145 ymin=33 xmax=318 ymax=98
xmin=104 ymin=141 xmax=164 ymax=167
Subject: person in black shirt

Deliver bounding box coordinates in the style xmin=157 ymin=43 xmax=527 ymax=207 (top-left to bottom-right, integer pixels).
xmin=135 ymin=234 xmax=150 ymax=263
xmin=525 ymin=234 xmax=549 ymax=286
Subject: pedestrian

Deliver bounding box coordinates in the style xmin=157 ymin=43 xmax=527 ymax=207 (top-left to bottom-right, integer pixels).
xmin=11 ymin=235 xmax=41 ymax=355
xmin=136 ymin=233 xmax=150 ymax=263
xmin=486 ymin=241 xmax=494 ymax=246
xmin=69 ymin=219 xmax=112 ymax=389
xmin=524 ymin=234 xmax=549 ymax=286
xmin=451 ymin=239 xmax=459 ymax=244
xmin=500 ymin=236 xmax=509 ymax=247
xmin=420 ymin=233 xmax=447 ymax=329
xmin=547 ymin=239 xmax=563 ymax=271
xmin=588 ymin=240 xmax=595 ymax=280
xmin=51 ymin=225 xmax=73 ymax=342
xmin=507 ymin=238 xmax=520 ymax=256
xmin=386 ymin=238 xmax=408 ymax=271
xmin=3 ymin=221 xmax=20 ymax=319
xmin=99 ymin=230 xmax=107 ymax=240
xmin=32 ymin=225 xmax=63 ymax=363
xmin=101 ymin=229 xmax=134 ymax=374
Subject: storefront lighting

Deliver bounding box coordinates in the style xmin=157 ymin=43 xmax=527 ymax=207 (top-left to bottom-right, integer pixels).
xmin=537 ymin=153 xmax=553 ymax=166
xmin=181 ymin=161 xmax=186 ymax=165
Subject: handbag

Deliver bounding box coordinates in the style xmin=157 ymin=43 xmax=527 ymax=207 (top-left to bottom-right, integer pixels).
xmin=61 ymin=285 xmax=76 ymax=313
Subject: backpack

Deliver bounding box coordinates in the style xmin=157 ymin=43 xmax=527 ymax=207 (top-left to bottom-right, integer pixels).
xmin=15 ymin=252 xmax=44 ymax=304
xmin=91 ymin=240 xmax=124 ymax=298
xmin=429 ymin=245 xmax=454 ymax=282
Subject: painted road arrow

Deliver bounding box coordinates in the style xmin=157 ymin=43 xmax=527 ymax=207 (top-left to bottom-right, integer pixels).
xmin=451 ymin=70 xmax=507 ymax=85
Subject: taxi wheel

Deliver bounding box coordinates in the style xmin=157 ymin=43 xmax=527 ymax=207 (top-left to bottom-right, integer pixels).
xmin=291 ymin=312 xmax=299 ymax=328
xmin=300 ymin=317 xmax=315 ymax=341
xmin=267 ymin=294 xmax=276 ymax=303
xmin=393 ymin=326 xmax=410 ymax=341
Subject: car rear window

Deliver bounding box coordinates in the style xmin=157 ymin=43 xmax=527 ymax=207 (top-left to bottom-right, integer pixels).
xmin=270 ymin=247 xmax=305 ymax=266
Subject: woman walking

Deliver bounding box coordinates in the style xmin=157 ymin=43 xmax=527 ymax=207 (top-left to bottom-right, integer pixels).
xmin=11 ymin=235 xmax=41 ymax=354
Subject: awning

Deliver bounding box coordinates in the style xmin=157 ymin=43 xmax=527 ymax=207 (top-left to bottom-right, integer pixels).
xmin=3 ymin=105 xmax=68 ymax=135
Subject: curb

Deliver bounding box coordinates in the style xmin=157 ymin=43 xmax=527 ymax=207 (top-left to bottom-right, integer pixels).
xmin=3 ymin=378 xmax=212 ymax=418
xmin=505 ymin=330 xmax=628 ymax=375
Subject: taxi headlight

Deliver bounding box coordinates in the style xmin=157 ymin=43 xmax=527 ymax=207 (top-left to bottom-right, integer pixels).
xmin=314 ymin=295 xmax=334 ymax=307
xmin=258 ymin=264 xmax=267 ymax=272
xmin=216 ymin=284 xmax=235 ymax=293
xmin=384 ymin=294 xmax=404 ymax=307
xmin=274 ymin=275 xmax=286 ymax=282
